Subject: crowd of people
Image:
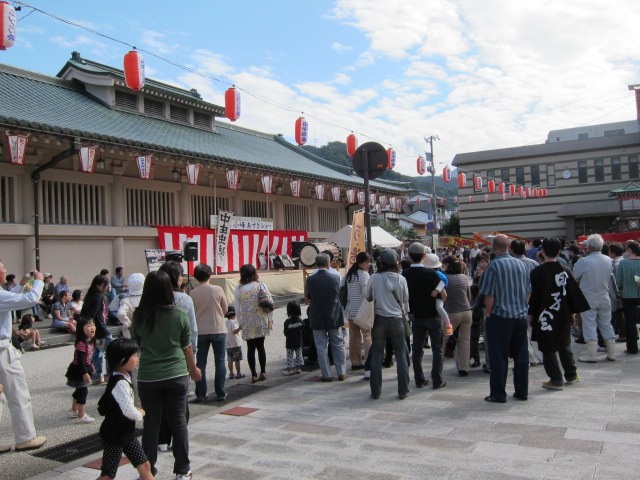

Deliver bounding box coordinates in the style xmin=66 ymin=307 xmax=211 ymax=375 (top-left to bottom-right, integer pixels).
xmin=1 ymin=232 xmax=639 ymax=477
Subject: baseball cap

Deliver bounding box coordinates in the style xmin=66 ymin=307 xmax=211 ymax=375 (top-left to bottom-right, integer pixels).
xmin=424 ymin=254 xmax=442 ymax=269
xmin=408 ymin=242 xmax=425 ymax=255
xmin=379 ymin=248 xmax=399 ymax=266
xmin=43 ymin=272 xmax=52 ymax=278
xmin=225 ymin=305 xmax=236 ymax=318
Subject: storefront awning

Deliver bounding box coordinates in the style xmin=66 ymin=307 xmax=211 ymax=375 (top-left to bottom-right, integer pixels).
xmin=556 ymin=200 xmax=618 ymax=218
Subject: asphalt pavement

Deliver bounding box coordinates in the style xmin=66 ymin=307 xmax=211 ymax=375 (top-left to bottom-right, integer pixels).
xmin=0 ymin=308 xmax=639 ymax=479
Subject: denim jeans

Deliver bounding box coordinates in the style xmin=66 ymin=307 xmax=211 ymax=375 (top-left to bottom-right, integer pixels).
xmin=370 ymin=315 xmax=409 ymax=398
xmin=412 ymin=317 xmax=443 ymax=387
xmin=92 ymin=333 xmax=113 ymax=380
xmin=195 ymin=333 xmax=226 ymax=399
xmin=138 ymin=375 xmax=190 ymax=475
xmin=485 ymin=314 xmax=528 ymax=401
xmin=313 ymin=329 xmax=346 ymax=379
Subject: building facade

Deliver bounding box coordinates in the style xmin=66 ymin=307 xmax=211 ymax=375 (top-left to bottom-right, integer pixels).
xmin=453 ymin=122 xmax=640 ymax=240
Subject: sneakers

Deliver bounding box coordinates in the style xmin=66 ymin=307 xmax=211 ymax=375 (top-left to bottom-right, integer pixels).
xmin=158 ymin=443 xmax=168 ymax=452
xmin=0 ymin=444 xmax=12 ymax=454
xmin=236 ymin=373 xmax=246 ymax=379
xmin=69 ymin=409 xmax=78 ymax=419
xmin=175 ymin=472 xmax=192 ymax=480
xmin=15 ymin=436 xmax=46 ymax=451
xmin=78 ymin=414 xmax=95 ymax=423
xmin=542 ymin=380 xmax=564 ymax=390
xmin=92 ymin=375 xmax=105 ymax=385
xmin=565 ymin=374 xmax=581 ymax=385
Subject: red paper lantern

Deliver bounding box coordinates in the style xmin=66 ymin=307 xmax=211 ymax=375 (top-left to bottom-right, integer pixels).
xmin=509 ymin=184 xmax=516 ymax=196
xmin=487 ymin=179 xmax=496 ymax=193
xmin=458 ymin=172 xmax=467 ymax=188
xmin=0 ymin=2 xmax=17 ymax=51
xmin=443 ymin=166 xmax=452 ymax=183
xmin=295 ymin=117 xmax=308 ymax=146
xmin=518 ymin=186 xmax=524 ymax=197
xmin=123 ymin=50 xmax=145 ymax=91
xmin=474 ymin=176 xmax=483 ymax=191
xmin=469 ymin=196 xmax=474 ymax=203
xmin=6 ymin=133 xmax=29 ymax=165
xmin=225 ymin=86 xmax=241 ymax=122
xmin=526 ymin=186 xmax=532 ymax=198
xmin=346 ymin=133 xmax=358 ymax=156
xmin=498 ymin=182 xmax=505 ymax=195
xmin=387 ymin=148 xmax=396 ymax=169
xmin=78 ymin=146 xmax=97 ymax=173
xmin=417 ymin=156 xmax=426 ymax=175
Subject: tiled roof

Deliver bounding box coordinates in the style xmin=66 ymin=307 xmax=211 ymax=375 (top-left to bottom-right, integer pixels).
xmin=0 ymin=63 xmax=407 ymax=193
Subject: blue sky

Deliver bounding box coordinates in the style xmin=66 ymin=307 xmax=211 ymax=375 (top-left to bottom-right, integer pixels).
xmin=3 ymin=0 xmax=640 ymax=175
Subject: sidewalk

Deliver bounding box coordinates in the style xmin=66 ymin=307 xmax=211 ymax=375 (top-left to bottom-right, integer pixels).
xmin=26 ymin=339 xmax=640 ymax=480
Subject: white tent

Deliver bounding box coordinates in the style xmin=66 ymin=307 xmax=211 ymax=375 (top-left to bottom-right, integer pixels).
xmin=325 ymin=225 xmax=402 ymax=249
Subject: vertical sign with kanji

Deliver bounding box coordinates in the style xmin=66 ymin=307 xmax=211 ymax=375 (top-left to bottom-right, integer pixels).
xmin=216 ymin=210 xmax=234 ymax=269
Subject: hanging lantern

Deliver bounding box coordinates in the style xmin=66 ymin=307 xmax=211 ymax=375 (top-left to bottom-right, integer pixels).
xmin=531 ymin=187 xmax=538 ymax=197
xmin=295 ymin=117 xmax=308 ymax=146
xmin=525 ymin=186 xmax=532 ymax=198
xmin=517 ymin=186 xmax=524 ymax=197
xmin=331 ymin=186 xmax=341 ymax=202
xmin=123 ymin=50 xmax=145 ymax=91
xmin=396 ymin=198 xmax=403 ymax=212
xmin=346 ymin=133 xmax=358 ymax=156
xmin=375 ymin=203 xmax=381 ymax=215
xmin=387 ymin=148 xmax=396 ymax=169
xmin=136 ymin=155 xmax=152 ymax=179
xmin=379 ymin=195 xmax=387 ymax=206
xmin=290 ymin=179 xmax=302 ymax=197
xmin=469 ymin=196 xmax=474 ymax=203
xmin=369 ymin=193 xmax=376 ymax=209
xmin=224 ymin=86 xmax=241 ymax=122
xmin=457 ymin=172 xmax=467 ymax=188
xmin=542 ymin=188 xmax=548 ymax=197
xmin=474 ymin=175 xmax=483 ymax=191
xmin=260 ymin=174 xmax=273 ymax=194
xmin=5 ymin=132 xmax=29 ymax=165
xmin=0 ymin=2 xmax=17 ymax=51
xmin=487 ymin=179 xmax=496 ymax=193
xmin=346 ymin=188 xmax=356 ymax=203
xmin=443 ymin=166 xmax=452 ymax=183
xmin=185 ymin=163 xmax=201 ymax=185
xmin=390 ymin=197 xmax=397 ymax=210
xmin=78 ymin=146 xmax=97 ymax=173
xmin=417 ymin=156 xmax=426 ymax=175
xmin=226 ymin=169 xmax=240 ymax=190
xmin=453 ymin=196 xmax=458 ymax=203
xmin=502 ymin=193 xmax=507 ymax=201
xmin=357 ymin=191 xmax=365 ymax=205
xmin=484 ymin=194 xmax=489 ymax=202
xmin=509 ymin=184 xmax=516 ymax=196
xmin=315 ymin=184 xmax=325 ymax=200
xmin=498 ymin=182 xmax=506 ymax=195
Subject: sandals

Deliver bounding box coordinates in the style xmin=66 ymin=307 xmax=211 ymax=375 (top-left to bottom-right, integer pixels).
xmin=259 ymin=372 xmax=267 ymax=381
xmin=251 ymin=376 xmax=259 ymax=384
xmin=236 ymin=373 xmax=246 ymax=379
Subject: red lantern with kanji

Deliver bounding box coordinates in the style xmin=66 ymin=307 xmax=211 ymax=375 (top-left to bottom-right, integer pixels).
xmin=226 ymin=169 xmax=240 ymax=190
xmin=0 ymin=2 xmax=17 ymax=51
xmin=295 ymin=117 xmax=308 ymax=146
xmin=387 ymin=148 xmax=396 ymax=169
xmin=509 ymin=184 xmax=516 ymax=196
xmin=346 ymin=133 xmax=357 ymax=156
xmin=290 ymin=179 xmax=301 ymax=197
xmin=6 ymin=133 xmax=29 ymax=165
xmin=458 ymin=172 xmax=466 ymax=188
xmin=498 ymin=182 xmax=505 ymax=195
xmin=474 ymin=176 xmax=483 ymax=191
xmin=136 ymin=155 xmax=152 ymax=179
xmin=518 ymin=186 xmax=524 ymax=197
xmin=260 ymin=174 xmax=273 ymax=194
xmin=123 ymin=50 xmax=145 ymax=91
xmin=487 ymin=179 xmax=496 ymax=193
xmin=443 ymin=166 xmax=452 ymax=183
xmin=225 ymin=86 xmax=241 ymax=122
xmin=417 ymin=156 xmax=426 ymax=175
xmin=525 ymin=186 xmax=532 ymax=198
xmin=78 ymin=146 xmax=97 ymax=173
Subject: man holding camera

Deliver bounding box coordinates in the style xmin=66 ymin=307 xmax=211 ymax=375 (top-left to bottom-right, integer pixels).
xmin=0 ymin=262 xmax=47 ymax=453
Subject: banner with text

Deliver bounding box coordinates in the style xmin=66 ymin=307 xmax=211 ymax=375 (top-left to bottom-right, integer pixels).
xmin=348 ymin=210 xmax=366 ymax=266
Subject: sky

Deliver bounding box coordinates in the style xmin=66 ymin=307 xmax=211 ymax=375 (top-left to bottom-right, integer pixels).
xmin=2 ymin=0 xmax=640 ymax=176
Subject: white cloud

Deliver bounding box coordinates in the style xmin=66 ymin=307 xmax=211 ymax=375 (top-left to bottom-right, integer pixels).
xmin=191 ymin=49 xmax=235 ymax=78
xmin=140 ymin=30 xmax=179 ymax=55
xmin=331 ymin=42 xmax=352 ymax=54
xmin=333 ymin=73 xmax=351 ymax=85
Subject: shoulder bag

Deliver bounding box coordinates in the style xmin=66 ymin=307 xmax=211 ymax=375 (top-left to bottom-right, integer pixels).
xmin=353 ymin=276 xmax=374 ymax=330
xmin=258 ymin=282 xmax=274 ymax=313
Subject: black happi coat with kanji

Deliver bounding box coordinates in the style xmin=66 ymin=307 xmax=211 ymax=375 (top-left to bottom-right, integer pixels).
xmin=528 ymin=262 xmax=590 ymax=352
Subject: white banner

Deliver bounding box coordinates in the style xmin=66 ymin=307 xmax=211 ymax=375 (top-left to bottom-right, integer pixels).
xmin=215 ymin=211 xmax=234 ymax=268
xmin=210 ymin=215 xmax=273 ymax=231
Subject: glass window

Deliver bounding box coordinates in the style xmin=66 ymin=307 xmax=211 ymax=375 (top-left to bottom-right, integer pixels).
xmin=611 ymin=157 xmax=621 ymax=181
xmin=578 ymin=161 xmax=588 ymax=183
xmin=501 ymin=168 xmax=510 ymax=182
xmin=546 ymin=164 xmax=556 ymax=187
xmin=578 ymin=133 xmax=588 ymax=140
xmin=630 ymin=156 xmax=639 ymax=180
xmin=486 ymin=170 xmax=495 ymax=181
xmin=515 ymin=167 xmax=524 ymax=185
xmin=530 ymin=166 xmax=540 ymax=186
xmin=594 ymin=159 xmax=604 ymax=182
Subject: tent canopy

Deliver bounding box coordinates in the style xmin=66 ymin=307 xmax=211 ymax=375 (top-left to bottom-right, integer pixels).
xmin=326 ymin=225 xmax=402 ymax=249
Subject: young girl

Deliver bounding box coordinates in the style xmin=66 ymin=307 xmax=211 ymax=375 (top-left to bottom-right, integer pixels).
xmin=17 ymin=314 xmax=43 ymax=349
xmin=96 ymin=338 xmax=153 ymax=480
xmin=283 ymin=301 xmax=304 ymax=375
xmin=64 ymin=316 xmax=96 ymax=423
xmin=426 ymin=254 xmax=453 ymax=335
xmin=225 ymin=306 xmax=245 ymax=379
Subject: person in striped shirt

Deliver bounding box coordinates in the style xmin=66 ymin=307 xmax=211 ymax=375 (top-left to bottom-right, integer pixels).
xmin=479 ymin=234 xmax=531 ymax=403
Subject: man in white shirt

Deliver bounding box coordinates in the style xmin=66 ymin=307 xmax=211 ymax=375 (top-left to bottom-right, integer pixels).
xmin=0 ymin=262 xmax=47 ymax=453
xmin=572 ymin=234 xmax=616 ymax=362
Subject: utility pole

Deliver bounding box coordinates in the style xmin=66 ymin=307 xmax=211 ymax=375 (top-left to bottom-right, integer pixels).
xmin=425 ymin=135 xmax=439 ymax=245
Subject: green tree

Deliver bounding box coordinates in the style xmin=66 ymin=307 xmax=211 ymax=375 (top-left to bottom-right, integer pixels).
xmin=440 ymin=214 xmax=460 ymax=236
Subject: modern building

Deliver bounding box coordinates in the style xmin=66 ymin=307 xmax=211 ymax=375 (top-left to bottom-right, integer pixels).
xmin=0 ymin=52 xmax=409 ymax=286
xmin=453 ymin=117 xmax=640 ymax=240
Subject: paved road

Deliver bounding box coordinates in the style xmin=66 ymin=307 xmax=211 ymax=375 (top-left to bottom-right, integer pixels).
xmin=1 ymin=311 xmax=640 ymax=480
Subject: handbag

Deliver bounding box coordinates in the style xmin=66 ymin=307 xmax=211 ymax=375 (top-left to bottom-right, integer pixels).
xmin=353 ymin=297 xmax=374 ymax=330
xmin=257 ymin=282 xmax=274 ymax=313
xmin=391 ymin=288 xmax=411 ymax=338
